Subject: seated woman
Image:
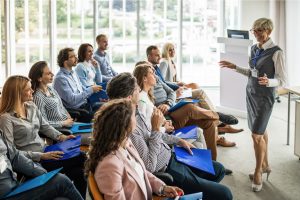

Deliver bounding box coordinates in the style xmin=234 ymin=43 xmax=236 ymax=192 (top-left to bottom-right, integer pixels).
xmin=75 ymin=43 xmax=108 ymax=102
xmin=75 ymin=43 xmax=103 ymax=88
xmin=85 ymin=99 xmax=183 ymax=199
xmin=159 ymin=42 xmax=199 ymax=89
xmin=29 ymin=61 xmax=74 ymax=129
xmin=133 ymin=63 xmax=207 ymax=149
xmin=29 ymin=61 xmax=91 ymax=145
xmin=0 ymin=75 xmax=87 ymax=198
xmin=0 ymin=132 xmax=83 ymax=200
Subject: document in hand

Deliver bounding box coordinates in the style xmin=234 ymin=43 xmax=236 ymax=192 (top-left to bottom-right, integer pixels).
xmin=88 ymin=82 xmax=108 ymax=104
xmin=177 ymin=88 xmax=192 ymax=99
xmin=4 ymin=168 xmax=62 ymax=199
xmin=174 ymin=146 xmax=215 ymax=175
xmin=166 ymin=192 xmax=203 ymax=200
xmin=70 ymin=122 xmax=93 ymax=134
xmin=44 ymin=136 xmax=81 ymax=161
xmin=168 ymin=99 xmax=199 ymax=113
xmin=88 ymin=90 xmax=108 ymax=104
xmin=172 ymin=126 xmax=198 ymax=139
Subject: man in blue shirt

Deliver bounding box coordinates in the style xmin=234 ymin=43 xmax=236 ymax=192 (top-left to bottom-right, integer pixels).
xmin=94 ymin=34 xmax=118 ymax=82
xmin=53 ymin=48 xmax=102 ymax=121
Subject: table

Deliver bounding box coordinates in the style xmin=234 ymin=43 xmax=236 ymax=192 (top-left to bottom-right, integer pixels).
xmin=285 ymin=86 xmax=300 ymax=145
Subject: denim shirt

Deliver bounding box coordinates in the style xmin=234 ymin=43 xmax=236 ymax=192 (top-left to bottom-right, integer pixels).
xmin=53 ymin=67 xmax=93 ymax=109
xmin=94 ymin=49 xmax=118 ymax=82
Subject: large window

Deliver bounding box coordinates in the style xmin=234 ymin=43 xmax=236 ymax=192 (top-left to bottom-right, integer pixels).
xmin=0 ymin=0 xmax=239 ymax=87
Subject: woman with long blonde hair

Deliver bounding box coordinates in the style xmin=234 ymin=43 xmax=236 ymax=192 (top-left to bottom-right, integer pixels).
xmin=0 ymin=75 xmax=87 ymax=198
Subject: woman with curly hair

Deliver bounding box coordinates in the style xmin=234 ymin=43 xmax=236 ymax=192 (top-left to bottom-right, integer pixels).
xmin=85 ymin=99 xmax=183 ymax=199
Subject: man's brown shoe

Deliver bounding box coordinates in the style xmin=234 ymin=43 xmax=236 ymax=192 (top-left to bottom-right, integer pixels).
xmin=217 ymin=136 xmax=236 ymax=147
xmin=218 ymin=125 xmax=243 ymax=134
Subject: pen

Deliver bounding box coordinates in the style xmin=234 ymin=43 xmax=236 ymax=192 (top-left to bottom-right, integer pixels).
xmin=174 ymin=196 xmax=180 ymax=200
xmin=67 ymin=144 xmax=80 ymax=150
xmin=175 ymin=132 xmax=182 ymax=136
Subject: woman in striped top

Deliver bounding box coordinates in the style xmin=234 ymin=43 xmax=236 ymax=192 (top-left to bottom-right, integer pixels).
xmin=29 ymin=61 xmax=74 ymax=128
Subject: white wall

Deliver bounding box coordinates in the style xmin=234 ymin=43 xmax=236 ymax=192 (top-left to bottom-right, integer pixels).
xmin=286 ymin=0 xmax=300 ymax=86
xmin=239 ymin=0 xmax=269 ymax=35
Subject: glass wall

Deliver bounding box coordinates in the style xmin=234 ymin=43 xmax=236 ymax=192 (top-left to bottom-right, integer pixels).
xmin=0 ymin=0 xmax=239 ymax=87
xmin=0 ymin=0 xmax=5 ymax=86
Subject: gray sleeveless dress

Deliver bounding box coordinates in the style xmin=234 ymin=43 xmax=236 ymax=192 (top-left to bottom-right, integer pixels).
xmin=246 ymin=45 xmax=281 ymax=134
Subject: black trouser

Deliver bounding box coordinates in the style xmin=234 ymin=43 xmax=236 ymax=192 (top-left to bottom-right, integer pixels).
xmin=42 ymin=152 xmax=87 ymax=199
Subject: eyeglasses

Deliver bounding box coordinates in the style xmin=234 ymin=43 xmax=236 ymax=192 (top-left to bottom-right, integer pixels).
xmin=250 ymin=28 xmax=265 ymax=34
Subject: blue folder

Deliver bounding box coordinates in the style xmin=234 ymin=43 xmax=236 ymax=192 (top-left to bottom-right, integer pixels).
xmin=172 ymin=126 xmax=198 ymax=139
xmin=4 ymin=168 xmax=62 ymax=199
xmin=166 ymin=192 xmax=203 ymax=200
xmin=70 ymin=122 xmax=93 ymax=134
xmin=174 ymin=146 xmax=215 ymax=175
xmin=43 ymin=136 xmax=81 ymax=161
xmin=168 ymin=99 xmax=199 ymax=112
xmin=88 ymin=90 xmax=108 ymax=104
xmin=88 ymin=82 xmax=108 ymax=104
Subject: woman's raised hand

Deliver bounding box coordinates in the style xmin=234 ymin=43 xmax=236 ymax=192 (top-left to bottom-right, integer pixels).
xmin=219 ymin=60 xmax=236 ymax=69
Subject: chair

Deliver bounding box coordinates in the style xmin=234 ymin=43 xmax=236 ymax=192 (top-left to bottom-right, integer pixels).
xmin=88 ymin=172 xmax=104 ymax=200
xmin=66 ymin=108 xmax=93 ymax=123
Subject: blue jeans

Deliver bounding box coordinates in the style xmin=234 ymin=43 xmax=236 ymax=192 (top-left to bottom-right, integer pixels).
xmin=166 ymin=156 xmax=233 ymax=200
xmin=6 ymin=173 xmax=83 ymax=200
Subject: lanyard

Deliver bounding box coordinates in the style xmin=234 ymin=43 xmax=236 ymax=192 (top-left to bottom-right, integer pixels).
xmin=251 ymin=48 xmax=264 ymax=67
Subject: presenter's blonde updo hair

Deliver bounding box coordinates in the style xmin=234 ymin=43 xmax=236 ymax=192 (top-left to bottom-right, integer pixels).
xmin=252 ymin=18 xmax=274 ymax=32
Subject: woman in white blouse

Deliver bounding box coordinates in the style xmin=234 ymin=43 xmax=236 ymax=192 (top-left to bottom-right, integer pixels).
xmin=133 ymin=62 xmax=207 ymax=149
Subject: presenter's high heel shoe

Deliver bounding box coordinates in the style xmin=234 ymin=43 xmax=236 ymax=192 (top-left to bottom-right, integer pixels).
xmin=252 ymin=173 xmax=263 ymax=192
xmin=249 ymin=167 xmax=272 ymax=181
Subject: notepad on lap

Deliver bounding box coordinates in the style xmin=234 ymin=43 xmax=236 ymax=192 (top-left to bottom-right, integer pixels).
xmin=177 ymin=88 xmax=192 ymax=99
xmin=172 ymin=126 xmax=198 ymax=139
xmin=174 ymin=146 xmax=215 ymax=175
xmin=168 ymin=99 xmax=199 ymax=112
xmin=4 ymin=168 xmax=62 ymax=199
xmin=43 ymin=136 xmax=81 ymax=161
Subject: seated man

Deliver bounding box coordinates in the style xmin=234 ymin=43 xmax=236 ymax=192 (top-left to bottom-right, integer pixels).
xmin=94 ymin=34 xmax=118 ymax=82
xmin=0 ymin=131 xmax=83 ymax=200
xmin=53 ymin=47 xmax=102 ymax=122
xmin=105 ymin=72 xmax=233 ymax=200
xmin=146 ymin=45 xmax=243 ymax=147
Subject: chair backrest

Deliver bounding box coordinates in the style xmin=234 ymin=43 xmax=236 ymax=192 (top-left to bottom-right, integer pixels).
xmin=88 ymin=172 xmax=104 ymax=200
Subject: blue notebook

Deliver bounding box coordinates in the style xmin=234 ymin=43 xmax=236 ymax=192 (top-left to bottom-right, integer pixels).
xmin=88 ymin=82 xmax=108 ymax=104
xmin=168 ymin=99 xmax=199 ymax=112
xmin=172 ymin=126 xmax=198 ymax=139
xmin=88 ymin=90 xmax=108 ymax=104
xmin=174 ymin=146 xmax=215 ymax=175
xmin=4 ymin=168 xmax=62 ymax=198
xmin=166 ymin=192 xmax=203 ymax=200
xmin=43 ymin=136 xmax=81 ymax=161
xmin=70 ymin=122 xmax=93 ymax=134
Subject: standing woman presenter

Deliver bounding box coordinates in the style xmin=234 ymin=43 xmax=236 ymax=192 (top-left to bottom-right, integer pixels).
xmin=219 ymin=18 xmax=287 ymax=192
